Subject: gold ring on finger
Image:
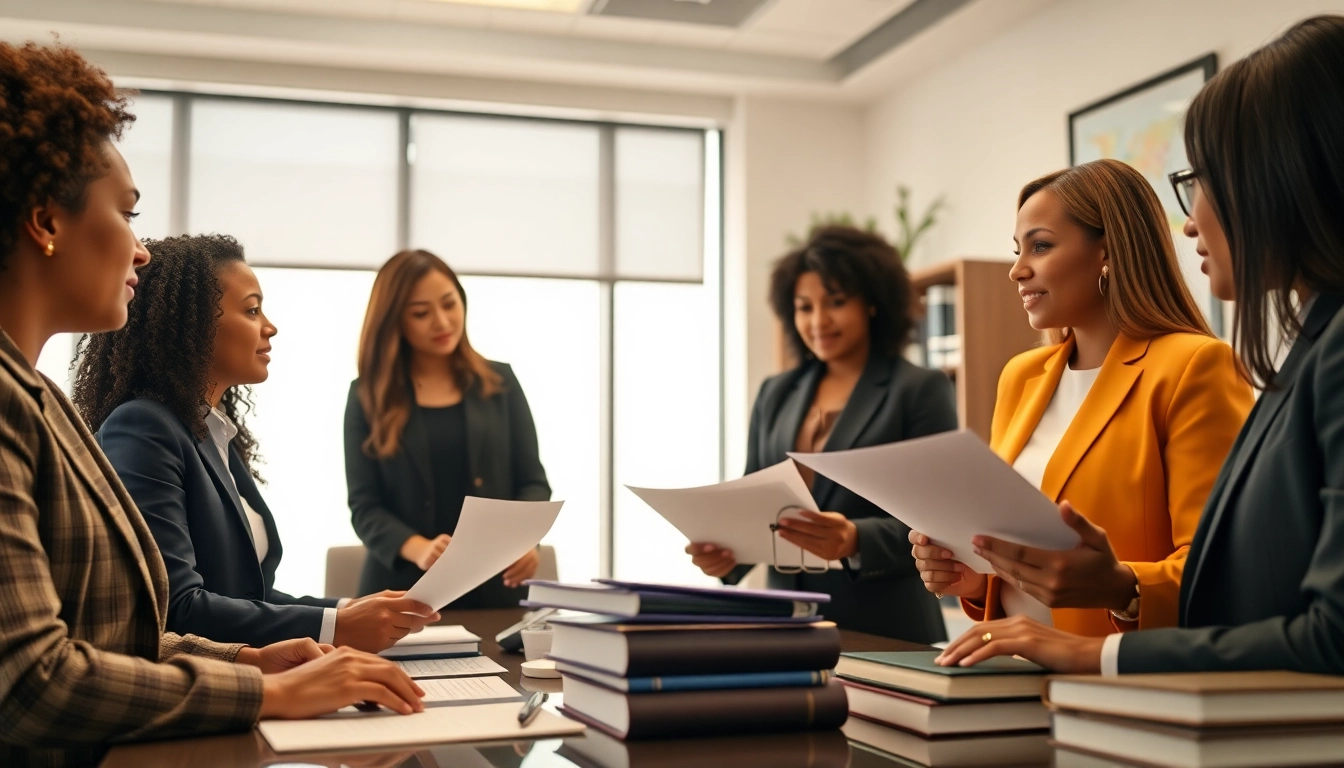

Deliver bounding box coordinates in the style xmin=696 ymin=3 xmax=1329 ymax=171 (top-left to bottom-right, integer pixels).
xmin=981 ymin=632 xmax=993 ymax=644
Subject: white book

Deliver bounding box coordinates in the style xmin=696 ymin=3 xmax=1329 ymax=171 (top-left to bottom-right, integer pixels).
xmin=379 ymin=625 xmax=481 ymax=658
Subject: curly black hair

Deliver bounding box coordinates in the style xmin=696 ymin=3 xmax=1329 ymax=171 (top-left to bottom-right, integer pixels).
xmin=0 ymin=40 xmax=133 ymax=268
xmin=72 ymin=234 xmax=264 ymax=480
xmin=769 ymin=224 xmax=915 ymax=363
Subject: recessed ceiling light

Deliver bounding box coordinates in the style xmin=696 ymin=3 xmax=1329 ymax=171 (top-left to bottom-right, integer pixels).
xmin=421 ymin=0 xmax=591 ymax=12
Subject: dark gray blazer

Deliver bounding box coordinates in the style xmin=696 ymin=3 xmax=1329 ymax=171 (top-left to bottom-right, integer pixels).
xmin=1120 ymin=294 xmax=1344 ymax=674
xmin=98 ymin=398 xmax=337 ymax=647
xmin=729 ymin=353 xmax=957 ymax=643
xmin=344 ymin=361 xmax=550 ymax=600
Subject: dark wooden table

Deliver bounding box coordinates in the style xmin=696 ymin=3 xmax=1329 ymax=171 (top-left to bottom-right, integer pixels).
xmin=100 ymin=608 xmax=1085 ymax=768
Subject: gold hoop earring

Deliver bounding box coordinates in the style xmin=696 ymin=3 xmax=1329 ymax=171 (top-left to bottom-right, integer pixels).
xmin=1098 ymin=264 xmax=1110 ymax=297
xmin=44 ymin=241 xmax=55 ymax=257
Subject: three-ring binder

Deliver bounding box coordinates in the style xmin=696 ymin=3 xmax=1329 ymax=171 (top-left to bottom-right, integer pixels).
xmin=769 ymin=505 xmax=829 ymax=574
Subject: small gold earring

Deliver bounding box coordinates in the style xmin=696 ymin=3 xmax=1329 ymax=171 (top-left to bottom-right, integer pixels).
xmin=44 ymin=241 xmax=55 ymax=257
xmin=1098 ymin=264 xmax=1110 ymax=297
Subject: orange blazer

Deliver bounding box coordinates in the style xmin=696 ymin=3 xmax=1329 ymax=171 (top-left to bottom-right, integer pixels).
xmin=962 ymin=332 xmax=1253 ymax=636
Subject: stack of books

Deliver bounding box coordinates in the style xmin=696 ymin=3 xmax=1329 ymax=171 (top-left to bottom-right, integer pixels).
xmin=835 ymin=650 xmax=1051 ymax=767
xmin=524 ymin=579 xmax=848 ymax=740
xmin=1046 ymin=671 xmax=1344 ymax=768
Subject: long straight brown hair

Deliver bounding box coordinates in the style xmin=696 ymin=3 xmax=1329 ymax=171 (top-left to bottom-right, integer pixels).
xmin=357 ymin=249 xmax=502 ymax=458
xmin=1018 ymin=159 xmax=1213 ymax=346
xmin=1184 ymin=15 xmax=1344 ymax=388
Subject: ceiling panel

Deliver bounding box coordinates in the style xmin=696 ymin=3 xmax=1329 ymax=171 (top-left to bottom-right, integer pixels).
xmin=750 ymin=0 xmax=909 ymax=37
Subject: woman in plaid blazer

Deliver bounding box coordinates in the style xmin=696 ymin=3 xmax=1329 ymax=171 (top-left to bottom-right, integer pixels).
xmin=0 ymin=42 xmax=423 ymax=766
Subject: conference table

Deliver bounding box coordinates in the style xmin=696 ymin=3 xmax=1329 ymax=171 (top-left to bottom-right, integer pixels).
xmin=100 ymin=608 xmax=1083 ymax=768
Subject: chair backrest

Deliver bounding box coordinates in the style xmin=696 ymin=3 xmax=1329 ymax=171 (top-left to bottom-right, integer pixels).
xmin=323 ymin=543 xmax=560 ymax=598
xmin=324 ymin=545 xmax=368 ymax=599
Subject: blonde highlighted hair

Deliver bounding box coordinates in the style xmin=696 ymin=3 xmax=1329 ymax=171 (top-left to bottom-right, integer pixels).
xmin=357 ymin=249 xmax=502 ymax=458
xmin=1019 ymin=159 xmax=1212 ymax=345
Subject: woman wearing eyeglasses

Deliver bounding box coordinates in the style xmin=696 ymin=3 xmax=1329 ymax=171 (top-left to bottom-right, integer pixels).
xmin=910 ymin=158 xmax=1253 ymax=642
xmin=687 ymin=225 xmax=957 ymax=644
xmin=935 ymin=15 xmax=1344 ymax=675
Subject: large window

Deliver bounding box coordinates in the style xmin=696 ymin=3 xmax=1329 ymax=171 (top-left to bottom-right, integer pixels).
xmin=39 ymin=91 xmax=722 ymax=598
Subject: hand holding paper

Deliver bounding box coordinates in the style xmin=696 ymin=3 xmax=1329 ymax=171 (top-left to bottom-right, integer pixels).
xmin=789 ymin=430 xmax=1078 ymax=574
xmin=405 ymin=498 xmax=564 ymax=611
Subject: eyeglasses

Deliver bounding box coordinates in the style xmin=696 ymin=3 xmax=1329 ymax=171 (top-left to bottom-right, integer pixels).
xmin=1169 ymin=168 xmax=1199 ymax=217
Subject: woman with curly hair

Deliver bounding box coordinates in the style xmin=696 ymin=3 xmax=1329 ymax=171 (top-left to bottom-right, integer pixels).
xmin=686 ymin=225 xmax=957 ymax=643
xmin=0 ymin=41 xmax=422 ymax=766
xmin=73 ymin=234 xmax=439 ymax=653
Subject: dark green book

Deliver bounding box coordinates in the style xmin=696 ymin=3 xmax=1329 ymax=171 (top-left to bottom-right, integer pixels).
xmin=835 ymin=651 xmax=1046 ymax=701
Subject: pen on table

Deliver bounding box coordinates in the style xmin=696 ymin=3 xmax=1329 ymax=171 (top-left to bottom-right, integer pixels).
xmin=517 ymin=691 xmax=548 ymax=726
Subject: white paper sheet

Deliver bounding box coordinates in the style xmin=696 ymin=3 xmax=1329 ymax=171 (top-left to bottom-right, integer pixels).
xmin=257 ymin=703 xmax=583 ymax=753
xmin=626 ymin=460 xmax=838 ymax=571
xmin=418 ymin=676 xmax=522 ymax=705
xmin=406 ymin=498 xmax=564 ymax=611
xmin=789 ymin=430 xmax=1078 ymax=573
xmin=398 ymin=656 xmax=507 ymax=679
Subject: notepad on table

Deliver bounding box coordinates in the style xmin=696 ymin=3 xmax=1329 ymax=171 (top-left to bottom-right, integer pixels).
xmin=257 ymin=702 xmax=584 ymax=753
xmin=397 ymin=655 xmax=506 ymax=679
xmin=418 ymin=675 xmax=522 ymax=706
xmin=378 ymin=624 xmax=480 ymax=659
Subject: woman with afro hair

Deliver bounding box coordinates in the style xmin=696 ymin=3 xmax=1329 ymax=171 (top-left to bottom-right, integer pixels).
xmin=73 ymin=234 xmax=439 ymax=654
xmin=0 ymin=41 xmax=423 ymax=766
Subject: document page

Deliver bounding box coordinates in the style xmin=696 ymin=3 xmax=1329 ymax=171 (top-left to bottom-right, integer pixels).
xmin=627 ymin=460 xmax=838 ymax=571
xmin=398 ymin=656 xmax=507 ymax=679
xmin=405 ymin=498 xmax=564 ymax=610
xmin=790 ymin=430 xmax=1078 ymax=573
xmin=419 ymin=676 xmax=522 ymax=705
xmin=257 ymin=703 xmax=584 ymax=753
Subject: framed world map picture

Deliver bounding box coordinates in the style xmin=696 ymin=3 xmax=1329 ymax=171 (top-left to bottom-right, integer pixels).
xmin=1069 ymin=54 xmax=1221 ymax=335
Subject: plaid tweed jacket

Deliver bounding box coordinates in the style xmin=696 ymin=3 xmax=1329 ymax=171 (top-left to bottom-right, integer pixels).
xmin=0 ymin=332 xmax=263 ymax=767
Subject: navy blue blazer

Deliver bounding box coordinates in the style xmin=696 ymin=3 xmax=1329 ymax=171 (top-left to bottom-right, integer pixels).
xmin=98 ymin=398 xmax=338 ymax=646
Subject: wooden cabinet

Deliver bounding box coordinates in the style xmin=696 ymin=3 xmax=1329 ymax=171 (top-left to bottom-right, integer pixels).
xmin=911 ymin=259 xmax=1042 ymax=442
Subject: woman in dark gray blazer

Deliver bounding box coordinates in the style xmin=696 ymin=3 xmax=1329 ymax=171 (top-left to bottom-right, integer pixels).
xmin=74 ymin=234 xmax=437 ymax=652
xmin=936 ymin=15 xmax=1344 ymax=675
xmin=346 ymin=249 xmax=550 ymax=605
xmin=688 ymin=226 xmax=957 ymax=643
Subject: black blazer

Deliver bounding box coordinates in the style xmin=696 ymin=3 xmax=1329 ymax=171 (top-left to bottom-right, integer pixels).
xmin=97 ymin=398 xmax=337 ymax=647
xmin=731 ymin=353 xmax=957 ymax=643
xmin=1120 ymin=294 xmax=1344 ymax=674
xmin=344 ymin=361 xmax=551 ymax=600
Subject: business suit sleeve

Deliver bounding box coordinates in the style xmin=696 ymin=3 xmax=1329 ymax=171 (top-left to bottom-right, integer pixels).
xmin=0 ymin=392 xmax=262 ymax=748
xmin=502 ymin=366 xmax=551 ymax=502
xmin=1120 ymin=341 xmax=1252 ymax=631
xmin=345 ymin=384 xmax=421 ymax=571
xmin=1119 ymin=333 xmax=1344 ymax=674
xmin=849 ymin=369 xmax=958 ymax=582
xmin=100 ymin=403 xmax=326 ymax=646
xmin=267 ymin=590 xmax=338 ymax=609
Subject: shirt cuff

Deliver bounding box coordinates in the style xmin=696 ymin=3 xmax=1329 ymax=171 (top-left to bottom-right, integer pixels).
xmin=336 ymin=598 xmax=352 ymax=608
xmin=319 ymin=607 xmax=339 ymax=645
xmin=1100 ymin=632 xmax=1123 ymax=676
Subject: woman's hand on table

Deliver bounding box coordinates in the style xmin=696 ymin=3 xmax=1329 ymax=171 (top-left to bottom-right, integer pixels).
xmin=260 ymin=646 xmax=425 ymax=719
xmin=935 ymin=615 xmax=1104 ymax=673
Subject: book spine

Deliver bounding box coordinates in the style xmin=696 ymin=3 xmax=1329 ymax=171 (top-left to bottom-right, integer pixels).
xmin=625 ymin=626 xmax=842 ymax=677
xmin=621 ymin=679 xmax=850 ymax=739
xmin=626 ymin=670 xmax=831 ymax=693
xmin=637 ymin=593 xmax=817 ymax=618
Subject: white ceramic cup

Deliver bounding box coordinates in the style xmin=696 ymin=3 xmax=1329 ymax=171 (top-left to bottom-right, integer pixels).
xmin=521 ymin=627 xmax=554 ymax=662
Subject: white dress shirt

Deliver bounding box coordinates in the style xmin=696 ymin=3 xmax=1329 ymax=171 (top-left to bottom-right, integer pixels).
xmin=1004 ymin=364 xmax=1102 ymax=626
xmin=205 ymin=407 xmax=341 ymax=644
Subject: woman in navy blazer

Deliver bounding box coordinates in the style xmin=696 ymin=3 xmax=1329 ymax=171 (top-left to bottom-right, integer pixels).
xmin=74 ymin=234 xmax=437 ymax=652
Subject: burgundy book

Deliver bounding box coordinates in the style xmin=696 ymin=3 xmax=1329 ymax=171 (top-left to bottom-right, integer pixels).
xmin=560 ymin=676 xmax=850 ymax=740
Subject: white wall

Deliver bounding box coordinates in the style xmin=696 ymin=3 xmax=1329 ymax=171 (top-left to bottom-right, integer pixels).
xmin=862 ymin=0 xmax=1344 ymax=271
xmin=722 ymin=96 xmax=867 ymax=475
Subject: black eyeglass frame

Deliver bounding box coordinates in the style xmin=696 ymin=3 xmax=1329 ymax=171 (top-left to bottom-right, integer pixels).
xmin=1169 ymin=168 xmax=1199 ymax=218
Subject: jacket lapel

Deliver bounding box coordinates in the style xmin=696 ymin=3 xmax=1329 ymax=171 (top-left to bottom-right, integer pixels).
xmin=1181 ymin=294 xmax=1344 ymax=616
xmin=1039 ymin=335 xmax=1148 ymax=502
xmin=771 ymin=363 xmax=823 ymax=465
xmin=195 ymin=438 xmax=256 ymax=547
xmin=813 ymin=356 xmax=895 ymax=509
xmin=232 ymin=454 xmax=282 ymax=576
xmin=997 ymin=339 xmax=1073 ymax=464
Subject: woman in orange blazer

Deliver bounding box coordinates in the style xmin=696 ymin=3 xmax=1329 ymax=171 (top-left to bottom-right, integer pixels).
xmin=910 ymin=159 xmax=1253 ymax=638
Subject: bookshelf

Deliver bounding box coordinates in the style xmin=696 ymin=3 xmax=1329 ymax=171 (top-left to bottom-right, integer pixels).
xmin=911 ymin=259 xmax=1043 ymax=442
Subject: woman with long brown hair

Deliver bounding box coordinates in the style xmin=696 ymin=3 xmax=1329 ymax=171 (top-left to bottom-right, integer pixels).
xmin=910 ymin=158 xmax=1253 ymax=642
xmin=345 ymin=249 xmax=550 ymax=604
